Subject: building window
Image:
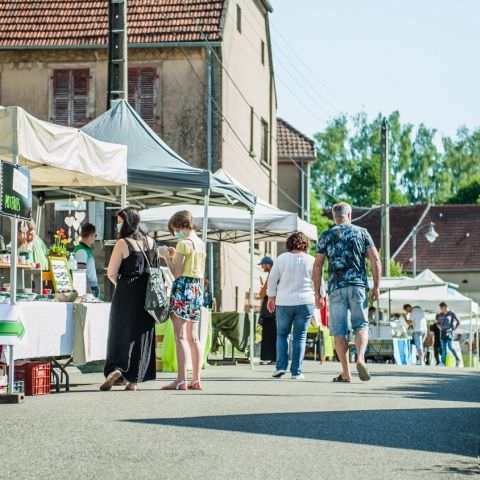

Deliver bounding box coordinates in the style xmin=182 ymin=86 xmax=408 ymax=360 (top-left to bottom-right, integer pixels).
xmin=128 ymin=67 xmax=156 ymax=127
xmin=249 ymin=107 xmax=254 ymax=155
xmin=236 ymin=4 xmax=242 ymax=33
xmin=261 ymin=40 xmax=265 ymax=65
xmin=52 ymin=69 xmax=90 ymax=127
xmin=260 ymin=119 xmax=269 ymax=164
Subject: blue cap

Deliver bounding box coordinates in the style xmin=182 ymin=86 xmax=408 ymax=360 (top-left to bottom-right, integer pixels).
xmin=258 ymin=256 xmax=274 ymax=266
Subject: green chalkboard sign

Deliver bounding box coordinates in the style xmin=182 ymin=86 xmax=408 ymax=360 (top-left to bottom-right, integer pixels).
xmin=0 ymin=161 xmax=32 ymax=220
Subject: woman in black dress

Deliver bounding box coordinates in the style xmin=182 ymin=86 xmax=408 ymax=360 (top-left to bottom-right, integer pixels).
xmin=100 ymin=207 xmax=157 ymax=392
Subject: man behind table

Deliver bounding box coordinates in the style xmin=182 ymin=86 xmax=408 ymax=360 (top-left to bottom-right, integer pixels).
xmin=73 ymin=223 xmax=99 ymax=298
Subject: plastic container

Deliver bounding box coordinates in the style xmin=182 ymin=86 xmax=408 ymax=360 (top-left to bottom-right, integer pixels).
xmin=14 ymin=362 xmax=51 ymax=395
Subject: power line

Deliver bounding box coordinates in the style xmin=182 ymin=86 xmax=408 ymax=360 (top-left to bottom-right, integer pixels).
xmin=238 ymin=1 xmax=343 ymax=116
xmin=159 ymin=5 xmax=335 ymax=214
xmin=241 ymin=0 xmax=351 ymax=113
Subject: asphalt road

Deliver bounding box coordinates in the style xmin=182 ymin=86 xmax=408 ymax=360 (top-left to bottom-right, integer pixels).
xmin=1 ymin=362 xmax=479 ymax=480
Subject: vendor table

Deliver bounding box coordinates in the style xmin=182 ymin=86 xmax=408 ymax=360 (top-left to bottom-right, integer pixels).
xmin=0 ymin=301 xmax=111 ymax=391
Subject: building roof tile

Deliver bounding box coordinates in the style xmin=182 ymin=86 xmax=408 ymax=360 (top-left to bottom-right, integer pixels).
xmin=324 ymin=204 xmax=480 ymax=272
xmin=0 ymin=0 xmax=225 ymax=48
xmin=277 ymin=117 xmax=315 ymax=162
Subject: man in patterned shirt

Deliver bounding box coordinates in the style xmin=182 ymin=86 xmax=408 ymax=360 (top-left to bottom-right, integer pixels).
xmin=313 ymin=202 xmax=381 ymax=383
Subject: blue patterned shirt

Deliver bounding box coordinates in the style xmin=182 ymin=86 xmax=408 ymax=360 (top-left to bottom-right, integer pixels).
xmin=317 ymin=223 xmax=375 ymax=294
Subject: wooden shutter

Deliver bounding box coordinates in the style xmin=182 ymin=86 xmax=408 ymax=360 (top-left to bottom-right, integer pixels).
xmin=71 ymin=69 xmax=90 ymax=126
xmin=52 ymin=70 xmax=70 ymax=125
xmin=128 ymin=68 xmax=139 ymax=110
xmin=52 ymin=69 xmax=90 ymax=126
xmin=128 ymin=67 xmax=156 ymax=127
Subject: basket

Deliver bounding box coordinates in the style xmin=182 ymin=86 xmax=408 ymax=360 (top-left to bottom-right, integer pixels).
xmin=54 ymin=291 xmax=78 ymax=302
xmin=14 ymin=362 xmax=51 ymax=395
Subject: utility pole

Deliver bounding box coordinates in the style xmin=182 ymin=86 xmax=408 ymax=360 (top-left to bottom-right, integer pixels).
xmin=107 ymin=0 xmax=128 ymax=108
xmin=380 ymin=117 xmax=390 ymax=277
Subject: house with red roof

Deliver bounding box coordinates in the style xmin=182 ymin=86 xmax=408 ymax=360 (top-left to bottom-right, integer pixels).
xmin=276 ymin=118 xmax=316 ymax=221
xmin=347 ymin=204 xmax=480 ymax=303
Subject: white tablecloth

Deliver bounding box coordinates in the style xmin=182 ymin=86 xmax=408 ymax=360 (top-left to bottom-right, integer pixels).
xmin=0 ymin=302 xmax=110 ymax=363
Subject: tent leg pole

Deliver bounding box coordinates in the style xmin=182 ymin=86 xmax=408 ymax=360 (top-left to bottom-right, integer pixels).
xmin=199 ymin=190 xmax=210 ymax=343
xmin=469 ymin=303 xmax=473 ymax=368
xmin=249 ymin=210 xmax=255 ymax=370
xmin=8 ymin=216 xmax=18 ymax=392
xmin=120 ymin=185 xmax=127 ymax=209
xmin=476 ymin=313 xmax=479 ymax=370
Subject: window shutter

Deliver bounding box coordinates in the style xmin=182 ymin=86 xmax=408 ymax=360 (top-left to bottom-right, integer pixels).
xmin=128 ymin=67 xmax=156 ymax=127
xmin=72 ymin=69 xmax=90 ymax=126
xmin=138 ymin=68 xmax=155 ymax=126
xmin=53 ymin=70 xmax=70 ymax=125
xmin=128 ymin=68 xmax=139 ymax=110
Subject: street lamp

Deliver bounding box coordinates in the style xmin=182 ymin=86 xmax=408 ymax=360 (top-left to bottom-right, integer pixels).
xmin=412 ymin=222 xmax=438 ymax=276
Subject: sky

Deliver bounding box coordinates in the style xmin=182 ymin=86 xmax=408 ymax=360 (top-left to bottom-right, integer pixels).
xmin=269 ymin=0 xmax=480 ymax=141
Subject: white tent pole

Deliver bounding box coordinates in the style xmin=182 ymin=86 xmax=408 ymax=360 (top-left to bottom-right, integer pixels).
xmin=249 ymin=209 xmax=255 ymax=370
xmin=8 ymin=154 xmax=20 ymax=393
xmin=120 ymin=185 xmax=127 ymax=209
xmin=199 ymin=189 xmax=210 ymax=343
xmin=469 ymin=301 xmax=473 ymax=368
xmin=476 ymin=313 xmax=479 ymax=369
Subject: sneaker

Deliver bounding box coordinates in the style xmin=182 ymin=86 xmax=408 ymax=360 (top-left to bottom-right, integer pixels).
xmin=272 ymin=370 xmax=286 ymax=378
xmin=291 ymin=374 xmax=305 ymax=380
xmin=455 ymin=360 xmax=461 ymax=368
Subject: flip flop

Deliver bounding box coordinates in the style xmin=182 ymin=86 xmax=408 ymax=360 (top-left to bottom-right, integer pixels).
xmin=356 ymin=363 xmax=371 ymax=381
xmin=333 ymin=374 xmax=351 ymax=383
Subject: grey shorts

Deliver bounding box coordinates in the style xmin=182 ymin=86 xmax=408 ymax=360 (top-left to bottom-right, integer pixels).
xmin=329 ymin=286 xmax=369 ymax=337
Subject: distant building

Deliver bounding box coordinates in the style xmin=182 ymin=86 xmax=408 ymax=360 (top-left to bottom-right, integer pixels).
xmin=341 ymin=204 xmax=480 ymax=303
xmin=0 ymin=0 xmax=277 ymax=310
xmin=276 ymin=118 xmax=315 ymax=221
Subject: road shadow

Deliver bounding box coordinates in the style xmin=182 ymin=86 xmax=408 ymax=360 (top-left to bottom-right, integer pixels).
xmin=363 ymin=370 xmax=480 ymax=403
xmin=123 ymin=407 xmax=480 ymax=457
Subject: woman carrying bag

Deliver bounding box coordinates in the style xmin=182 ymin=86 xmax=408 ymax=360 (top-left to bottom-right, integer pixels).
xmin=160 ymin=211 xmax=206 ymax=391
xmin=100 ymin=207 xmax=157 ymax=392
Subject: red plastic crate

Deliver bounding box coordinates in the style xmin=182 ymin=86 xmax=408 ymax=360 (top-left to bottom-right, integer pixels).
xmin=14 ymin=362 xmax=51 ymax=396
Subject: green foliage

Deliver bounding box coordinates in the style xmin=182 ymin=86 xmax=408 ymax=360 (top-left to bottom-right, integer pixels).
xmin=366 ymin=256 xmax=404 ymax=278
xmin=312 ymin=112 xmax=480 ymax=207
xmin=446 ymin=176 xmax=480 ymax=204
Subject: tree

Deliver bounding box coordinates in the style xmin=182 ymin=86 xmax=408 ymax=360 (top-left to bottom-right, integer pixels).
xmin=446 ymin=176 xmax=480 ymax=204
xmin=312 ymin=112 xmax=480 ymax=207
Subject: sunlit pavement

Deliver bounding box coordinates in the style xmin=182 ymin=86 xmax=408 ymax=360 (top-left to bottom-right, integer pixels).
xmin=2 ymin=362 xmax=479 ymax=480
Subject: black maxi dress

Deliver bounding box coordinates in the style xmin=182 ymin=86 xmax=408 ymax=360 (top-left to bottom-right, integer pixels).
xmin=104 ymin=239 xmax=157 ymax=383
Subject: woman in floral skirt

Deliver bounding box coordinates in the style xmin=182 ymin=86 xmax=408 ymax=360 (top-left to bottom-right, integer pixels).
xmin=160 ymin=211 xmax=206 ymax=391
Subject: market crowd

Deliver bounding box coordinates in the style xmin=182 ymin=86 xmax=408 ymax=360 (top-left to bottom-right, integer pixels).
xmin=97 ymin=201 xmax=466 ymax=392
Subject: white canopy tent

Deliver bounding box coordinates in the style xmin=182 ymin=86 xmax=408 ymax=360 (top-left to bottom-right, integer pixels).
xmin=140 ymin=200 xmax=318 ymax=368
xmin=0 ymin=105 xmax=128 ymax=394
xmin=378 ymin=270 xmax=479 ymax=367
xmin=0 ymin=106 xmax=128 ymax=187
xmin=140 ymin=200 xmax=318 ymax=242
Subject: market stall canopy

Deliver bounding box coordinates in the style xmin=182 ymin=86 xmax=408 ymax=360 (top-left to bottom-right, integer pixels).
xmin=210 ymin=169 xmax=256 ymax=211
xmin=378 ymin=270 xmax=479 ymax=315
xmin=0 ymin=105 xmax=127 ymax=187
xmin=140 ymin=199 xmax=318 ymax=242
xmin=82 ymin=100 xmax=209 ymax=193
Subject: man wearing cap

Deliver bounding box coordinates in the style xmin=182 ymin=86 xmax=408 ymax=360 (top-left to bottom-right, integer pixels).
xmin=258 ymin=256 xmax=276 ymax=365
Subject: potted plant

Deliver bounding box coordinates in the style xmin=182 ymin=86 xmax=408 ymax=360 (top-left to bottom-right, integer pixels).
xmin=49 ymin=228 xmax=71 ymax=257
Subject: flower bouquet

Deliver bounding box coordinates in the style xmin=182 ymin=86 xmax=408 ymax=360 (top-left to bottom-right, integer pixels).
xmin=49 ymin=228 xmax=71 ymax=257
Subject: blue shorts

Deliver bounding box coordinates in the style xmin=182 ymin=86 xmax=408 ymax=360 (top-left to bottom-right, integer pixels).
xmin=328 ymin=286 xmax=369 ymax=337
xmin=413 ymin=331 xmax=427 ymax=353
